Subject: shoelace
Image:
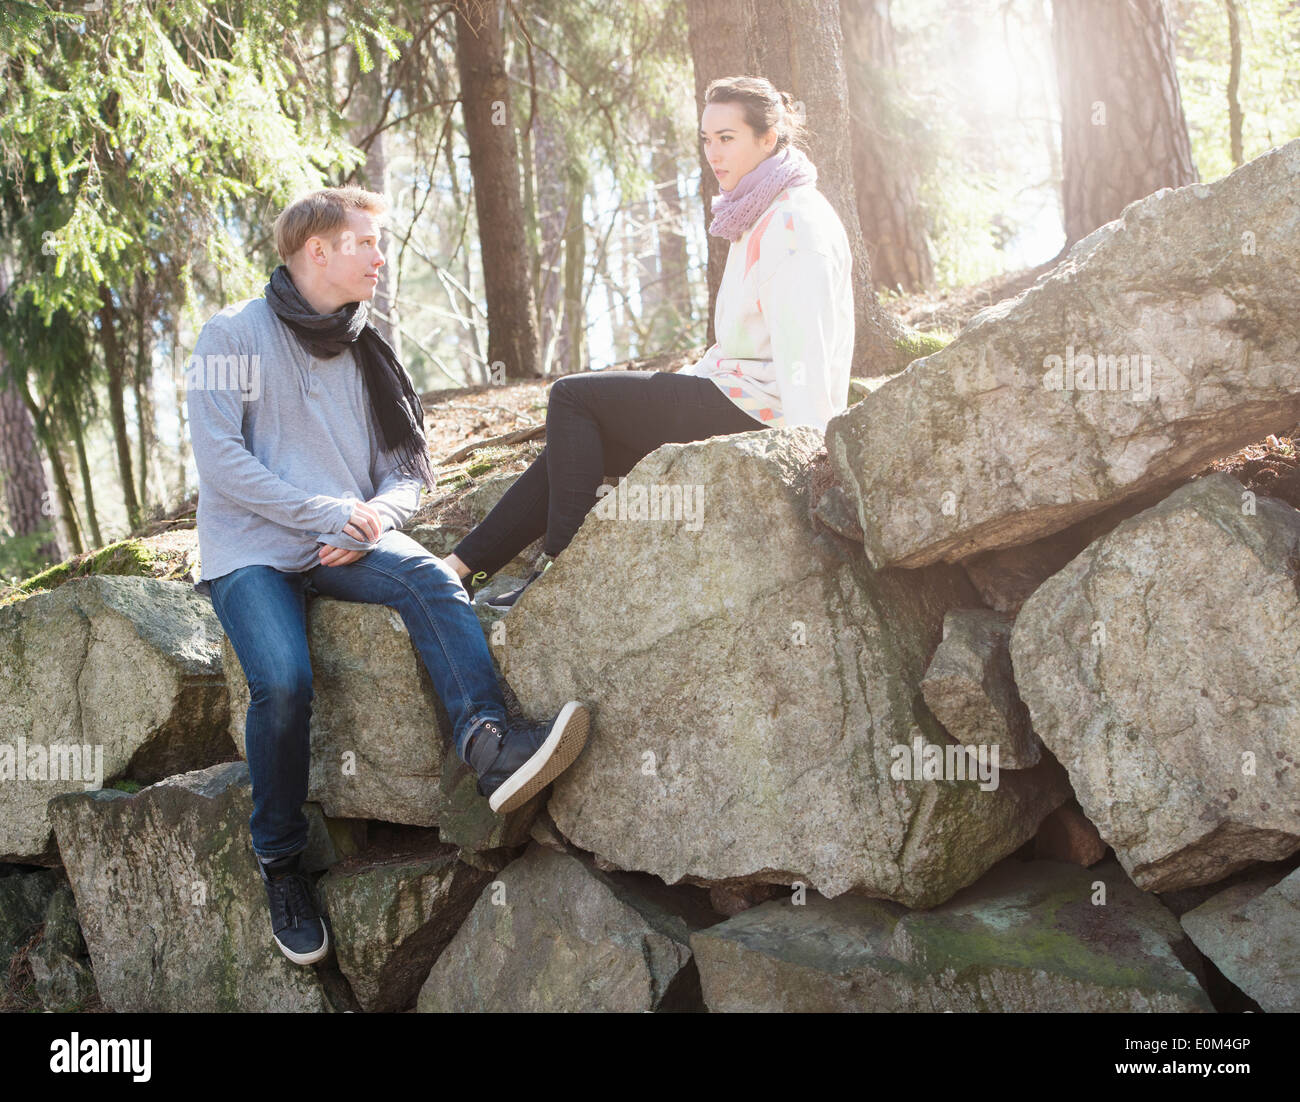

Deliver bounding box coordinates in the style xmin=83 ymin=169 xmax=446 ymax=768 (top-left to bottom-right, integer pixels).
xmin=273 ymin=872 xmax=317 ymax=931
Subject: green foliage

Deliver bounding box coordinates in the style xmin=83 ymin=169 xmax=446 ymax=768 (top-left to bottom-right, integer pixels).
xmin=0 ymin=528 xmax=60 ymax=590
xmin=0 ymin=0 xmax=409 ymax=321
xmin=895 ymin=328 xmax=954 ymax=362
xmin=1171 ymin=0 xmax=1300 ymax=180
xmin=513 ymin=0 xmax=691 ymax=190
xmin=888 ymin=0 xmax=1058 ymax=288
xmin=8 ymin=537 xmax=156 ymax=596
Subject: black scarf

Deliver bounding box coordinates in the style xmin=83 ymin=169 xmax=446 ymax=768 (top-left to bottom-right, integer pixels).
xmin=265 ymin=265 xmax=436 ymax=491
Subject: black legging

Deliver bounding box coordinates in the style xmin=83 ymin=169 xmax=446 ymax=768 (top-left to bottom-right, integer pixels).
xmin=452 ymin=370 xmax=767 ymax=580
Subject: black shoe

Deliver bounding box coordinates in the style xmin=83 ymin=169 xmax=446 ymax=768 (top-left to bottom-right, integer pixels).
xmin=466 ymin=702 xmax=591 ymax=814
xmin=482 ymin=569 xmax=540 ymax=608
xmin=482 ymin=556 xmax=555 ymax=608
xmin=257 ymin=851 xmax=329 ymax=966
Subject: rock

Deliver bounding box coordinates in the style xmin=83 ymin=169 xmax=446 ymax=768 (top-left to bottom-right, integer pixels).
xmin=525 ymin=807 xmax=571 ymax=854
xmin=1033 ymin=800 xmax=1108 ymax=867
xmin=827 ymin=138 xmax=1300 ymax=569
xmin=708 ymin=882 xmax=787 ymax=918
xmin=47 ymin=761 xmax=331 ymax=1012
xmin=1180 ymin=865 xmax=1300 ymax=1013
xmin=29 ymin=879 xmax=98 ymax=1011
xmin=690 ymin=858 xmax=1212 ymax=1012
xmin=0 ymin=576 xmax=233 ymax=861
xmin=433 ymin=676 xmax=547 ymax=851
xmin=1155 ymin=859 xmax=1294 ymax=918
xmin=224 ymin=594 xmax=543 ymax=836
xmin=1010 ymin=472 xmax=1300 ymax=892
xmin=406 ymin=524 xmax=471 ymax=558
xmin=300 ymin=804 xmax=367 ymax=873
xmin=417 ymin=843 xmax=715 ymax=1012
xmin=500 ymin=428 xmax=1070 ymax=907
xmin=961 ymin=483 xmax=1179 ymax=614
xmin=224 ymin=597 xmax=450 ymax=827
xmin=920 ymin=608 xmax=1040 ymax=768
xmin=462 ymin=472 xmax=522 ymax=525
xmin=812 ymin=486 xmax=865 ymax=542
xmin=407 ymin=524 xmax=536 ymax=585
xmin=0 ymin=867 xmax=59 ymax=964
xmin=320 ymin=842 xmax=494 ymax=1012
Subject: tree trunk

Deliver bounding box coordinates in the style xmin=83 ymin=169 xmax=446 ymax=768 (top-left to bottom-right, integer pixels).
xmin=840 ymin=0 xmax=933 ymax=294
xmin=618 ymin=211 xmax=637 ymax=359
xmin=533 ymin=51 xmax=567 ymax=375
xmin=645 ymin=117 xmax=692 ymax=351
xmin=1223 ymin=0 xmax=1243 ymax=168
xmin=349 ymin=49 xmax=402 ymax=359
xmin=50 ymin=437 xmax=82 ymax=554
xmin=685 ymin=0 xmax=906 ymax=376
xmin=0 ymin=263 xmax=59 ymax=559
xmin=0 ymin=377 xmax=60 ymax=559
xmin=1052 ymin=0 xmax=1198 ymax=249
xmin=69 ymin=409 xmax=103 ymax=548
xmin=174 ymin=340 xmax=190 ymax=504
xmin=559 ymin=166 xmax=588 ymax=375
xmin=132 ymin=276 xmax=152 ymax=519
xmin=98 ymin=283 xmax=142 ymax=532
xmin=13 ymin=372 xmax=81 ymax=556
xmin=685 ymin=0 xmax=747 ymax=346
xmin=453 ymin=0 xmax=539 ymax=380
xmin=443 ymin=120 xmax=485 ymax=374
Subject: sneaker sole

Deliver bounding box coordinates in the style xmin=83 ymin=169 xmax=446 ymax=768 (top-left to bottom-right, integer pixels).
xmin=489 ymin=701 xmax=590 ymax=814
xmin=273 ymin=922 xmax=330 ymax=966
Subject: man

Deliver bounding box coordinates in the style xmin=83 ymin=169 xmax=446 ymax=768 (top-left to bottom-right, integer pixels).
xmin=185 ymin=186 xmax=589 ymax=966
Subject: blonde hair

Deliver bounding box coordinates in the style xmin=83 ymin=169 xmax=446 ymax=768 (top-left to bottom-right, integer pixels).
xmin=272 ymin=186 xmax=389 ymax=262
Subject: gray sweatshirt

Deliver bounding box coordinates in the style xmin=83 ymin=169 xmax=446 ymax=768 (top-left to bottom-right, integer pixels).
xmin=185 ymin=296 xmax=424 ymax=595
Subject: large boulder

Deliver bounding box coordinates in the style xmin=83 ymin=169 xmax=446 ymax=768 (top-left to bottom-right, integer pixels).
xmin=224 ymin=598 xmax=450 ymax=827
xmin=920 ymin=608 xmax=1040 ymax=768
xmin=224 ymin=596 xmax=542 ymax=839
xmin=1011 ymin=473 xmax=1300 ymax=892
xmin=0 ymin=867 xmax=59 ymax=964
xmin=28 ymin=879 xmax=99 ymax=1011
xmin=499 ymin=429 xmax=1070 ymax=907
xmin=0 ymin=577 xmax=233 ymax=861
xmin=827 ymin=137 xmax=1300 ymax=569
xmin=48 ymin=762 xmax=333 ymax=1012
xmin=417 ymin=843 xmax=716 ymax=1012
xmin=690 ymin=858 xmax=1211 ymax=1012
xmin=1180 ymin=864 xmax=1300 ymax=1013
xmin=320 ymin=841 xmax=494 ymax=1012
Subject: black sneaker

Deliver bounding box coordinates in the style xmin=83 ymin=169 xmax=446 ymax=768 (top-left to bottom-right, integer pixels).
xmin=257 ymin=851 xmax=329 ymax=966
xmin=482 ymin=556 xmax=554 ymax=608
xmin=466 ymin=701 xmax=590 ymax=814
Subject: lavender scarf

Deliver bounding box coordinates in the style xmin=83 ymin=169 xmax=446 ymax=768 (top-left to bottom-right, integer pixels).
xmin=708 ymin=145 xmax=818 ymax=242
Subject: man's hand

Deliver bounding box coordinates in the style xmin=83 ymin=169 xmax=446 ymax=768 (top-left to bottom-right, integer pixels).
xmin=343 ymin=501 xmax=384 ymax=542
xmin=317 ymin=501 xmax=385 ymax=566
xmin=317 ymin=544 xmax=367 ymax=566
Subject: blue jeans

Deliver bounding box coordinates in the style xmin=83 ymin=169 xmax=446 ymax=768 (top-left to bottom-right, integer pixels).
xmin=207 ymin=530 xmax=508 ymax=859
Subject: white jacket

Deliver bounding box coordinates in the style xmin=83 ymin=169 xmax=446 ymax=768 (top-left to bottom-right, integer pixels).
xmin=679 ymin=182 xmax=853 ymax=432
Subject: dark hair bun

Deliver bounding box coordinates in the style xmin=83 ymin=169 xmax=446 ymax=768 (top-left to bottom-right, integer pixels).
xmin=703 ymin=75 xmax=810 ymax=152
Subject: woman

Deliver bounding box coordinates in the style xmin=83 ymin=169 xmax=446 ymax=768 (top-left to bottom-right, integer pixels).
xmin=443 ymin=75 xmax=854 ymax=606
